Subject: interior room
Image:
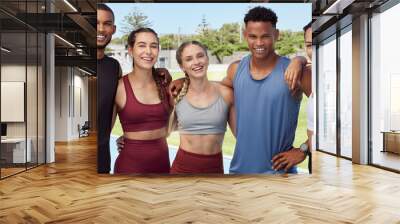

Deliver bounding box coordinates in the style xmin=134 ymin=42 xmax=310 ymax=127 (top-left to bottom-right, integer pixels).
xmin=0 ymin=0 xmax=399 ymax=223
xmin=0 ymin=0 xmax=96 ymax=179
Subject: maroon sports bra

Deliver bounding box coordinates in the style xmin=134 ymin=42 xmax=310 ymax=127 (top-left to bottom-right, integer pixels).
xmin=118 ymin=75 xmax=170 ymax=132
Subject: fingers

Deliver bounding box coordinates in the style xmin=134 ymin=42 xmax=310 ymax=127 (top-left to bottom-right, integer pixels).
xmin=284 ymin=70 xmax=289 ymax=84
xmin=283 ymin=161 xmax=294 ymax=172
xmin=116 ymin=136 xmax=125 ymax=152
xmin=288 ymin=71 xmax=297 ymax=91
xmin=292 ymin=72 xmax=300 ymax=90
xmin=284 ymin=70 xmax=290 ymax=86
xmin=156 ymin=68 xmax=173 ymax=86
xmin=285 ymin=71 xmax=295 ymax=91
xmin=169 ymin=85 xmax=178 ymax=97
xmin=272 ymin=154 xmax=286 ymax=170
xmin=285 ymin=60 xmax=303 ymax=91
xmin=290 ymin=84 xmax=299 ymax=96
xmin=272 ymin=156 xmax=288 ymax=171
xmin=170 ymin=80 xmax=183 ymax=97
xmin=169 ymin=84 xmax=175 ymax=93
xmin=272 ymin=153 xmax=284 ymax=163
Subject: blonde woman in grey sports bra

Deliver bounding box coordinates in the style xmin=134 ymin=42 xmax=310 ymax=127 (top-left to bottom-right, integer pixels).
xmin=169 ymin=41 xmax=236 ymax=174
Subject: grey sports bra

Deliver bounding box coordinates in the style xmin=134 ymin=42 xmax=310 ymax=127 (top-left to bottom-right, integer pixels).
xmin=176 ymin=93 xmax=229 ymax=134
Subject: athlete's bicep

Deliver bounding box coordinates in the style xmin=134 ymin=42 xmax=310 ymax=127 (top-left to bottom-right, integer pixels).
xmin=222 ymin=60 xmax=240 ymax=89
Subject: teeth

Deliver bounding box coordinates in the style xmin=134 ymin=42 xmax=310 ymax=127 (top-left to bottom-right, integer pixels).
xmin=97 ymin=35 xmax=105 ymax=41
xmin=141 ymin=57 xmax=152 ymax=62
xmin=192 ymin=66 xmax=203 ymax=71
xmin=255 ymin=48 xmax=265 ymax=52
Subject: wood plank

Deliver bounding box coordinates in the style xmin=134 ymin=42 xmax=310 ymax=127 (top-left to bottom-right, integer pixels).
xmin=0 ymin=134 xmax=399 ymax=223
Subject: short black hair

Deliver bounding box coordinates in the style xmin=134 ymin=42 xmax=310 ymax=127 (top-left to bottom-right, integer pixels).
xmin=303 ymin=21 xmax=312 ymax=32
xmin=244 ymin=6 xmax=278 ymax=28
xmin=97 ymin=3 xmax=115 ymax=22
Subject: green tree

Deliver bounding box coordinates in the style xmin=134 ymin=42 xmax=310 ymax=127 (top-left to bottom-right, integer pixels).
xmin=120 ymin=7 xmax=152 ymax=35
xmin=275 ymin=30 xmax=304 ymax=56
xmin=159 ymin=34 xmax=176 ymax=50
xmin=219 ymin=23 xmax=240 ymax=44
xmin=196 ymin=22 xmax=244 ymax=63
xmin=197 ymin=15 xmax=211 ymax=36
xmin=111 ymin=34 xmax=129 ymax=45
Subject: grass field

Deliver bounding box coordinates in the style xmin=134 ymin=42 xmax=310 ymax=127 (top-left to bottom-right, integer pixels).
xmin=111 ymin=71 xmax=309 ymax=170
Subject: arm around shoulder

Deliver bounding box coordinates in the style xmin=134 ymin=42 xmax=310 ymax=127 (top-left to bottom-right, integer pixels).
xmin=221 ymin=60 xmax=240 ymax=89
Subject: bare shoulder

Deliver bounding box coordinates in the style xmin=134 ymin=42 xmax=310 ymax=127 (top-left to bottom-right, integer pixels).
xmin=221 ymin=60 xmax=240 ymax=89
xmin=115 ymin=75 xmax=127 ymax=106
xmin=227 ymin=60 xmax=240 ymax=80
xmin=117 ymin=75 xmax=127 ymax=91
xmin=215 ymin=82 xmax=234 ymax=105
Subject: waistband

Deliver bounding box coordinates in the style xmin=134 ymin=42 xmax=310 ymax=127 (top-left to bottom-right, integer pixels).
xmin=178 ymin=147 xmax=222 ymax=158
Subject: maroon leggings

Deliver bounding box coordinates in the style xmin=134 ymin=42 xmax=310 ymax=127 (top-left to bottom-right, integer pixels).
xmin=114 ymin=138 xmax=170 ymax=174
xmin=170 ymin=148 xmax=223 ymax=174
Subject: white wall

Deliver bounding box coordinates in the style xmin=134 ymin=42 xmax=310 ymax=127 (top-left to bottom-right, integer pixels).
xmin=46 ymin=33 xmax=56 ymax=163
xmin=54 ymin=66 xmax=69 ymax=141
xmin=54 ymin=67 xmax=89 ymax=141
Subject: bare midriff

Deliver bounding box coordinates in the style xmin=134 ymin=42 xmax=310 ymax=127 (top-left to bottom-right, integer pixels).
xmin=124 ymin=127 xmax=167 ymax=140
xmin=179 ymin=133 xmax=224 ymax=155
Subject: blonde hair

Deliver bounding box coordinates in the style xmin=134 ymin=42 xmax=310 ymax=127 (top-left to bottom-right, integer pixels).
xmin=167 ymin=40 xmax=207 ymax=135
xmin=167 ymin=76 xmax=189 ymax=135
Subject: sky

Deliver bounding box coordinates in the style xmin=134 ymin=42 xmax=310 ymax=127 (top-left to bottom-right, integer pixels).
xmin=106 ymin=3 xmax=312 ymax=37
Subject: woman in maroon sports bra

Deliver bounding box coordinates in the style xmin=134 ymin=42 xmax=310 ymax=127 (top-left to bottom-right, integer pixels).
xmin=111 ymin=28 xmax=172 ymax=173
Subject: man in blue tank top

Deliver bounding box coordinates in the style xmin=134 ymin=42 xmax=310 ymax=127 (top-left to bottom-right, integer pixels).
xmin=222 ymin=7 xmax=310 ymax=174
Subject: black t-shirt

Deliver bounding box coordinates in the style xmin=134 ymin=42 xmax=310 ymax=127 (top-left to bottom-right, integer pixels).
xmin=97 ymin=55 xmax=121 ymax=173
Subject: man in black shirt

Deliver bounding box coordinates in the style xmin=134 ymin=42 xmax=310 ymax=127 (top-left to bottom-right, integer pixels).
xmin=97 ymin=4 xmax=171 ymax=173
xmin=97 ymin=4 xmax=121 ymax=173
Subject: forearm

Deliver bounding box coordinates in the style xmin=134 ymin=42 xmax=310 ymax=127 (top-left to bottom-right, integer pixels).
xmin=293 ymin=55 xmax=308 ymax=66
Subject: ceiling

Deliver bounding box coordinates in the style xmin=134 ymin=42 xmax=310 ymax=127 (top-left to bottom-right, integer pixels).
xmin=0 ymin=0 xmax=96 ymax=74
xmin=312 ymin=0 xmax=390 ymax=35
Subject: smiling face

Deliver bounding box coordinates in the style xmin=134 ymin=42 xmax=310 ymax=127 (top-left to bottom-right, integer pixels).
xmin=244 ymin=21 xmax=278 ymax=60
xmin=97 ymin=9 xmax=115 ymax=49
xmin=178 ymin=44 xmax=209 ymax=80
xmin=128 ymin=32 xmax=159 ymax=70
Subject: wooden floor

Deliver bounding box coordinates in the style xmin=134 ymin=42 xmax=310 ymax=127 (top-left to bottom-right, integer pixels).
xmin=372 ymin=150 xmax=400 ymax=171
xmin=0 ymin=167 xmax=26 ymax=177
xmin=1 ymin=135 xmax=400 ymax=223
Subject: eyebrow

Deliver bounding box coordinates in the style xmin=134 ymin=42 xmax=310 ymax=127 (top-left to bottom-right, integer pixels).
xmin=99 ymin=19 xmax=113 ymax=24
xmin=136 ymin=41 xmax=158 ymax=45
xmin=248 ymin=33 xmax=273 ymax=36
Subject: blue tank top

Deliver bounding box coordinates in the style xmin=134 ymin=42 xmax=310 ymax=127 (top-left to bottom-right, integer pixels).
xmin=229 ymin=55 xmax=301 ymax=174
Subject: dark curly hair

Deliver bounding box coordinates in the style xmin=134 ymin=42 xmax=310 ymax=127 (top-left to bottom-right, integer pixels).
xmin=244 ymin=6 xmax=278 ymax=28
